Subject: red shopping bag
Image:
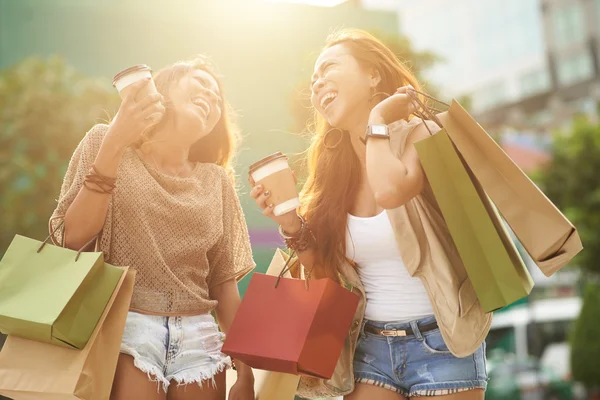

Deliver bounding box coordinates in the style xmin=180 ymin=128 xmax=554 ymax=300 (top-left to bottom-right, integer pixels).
xmin=222 ymin=256 xmax=359 ymax=380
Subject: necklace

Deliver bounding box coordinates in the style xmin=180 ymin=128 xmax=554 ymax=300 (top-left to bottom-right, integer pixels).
xmin=149 ymin=151 xmax=189 ymax=178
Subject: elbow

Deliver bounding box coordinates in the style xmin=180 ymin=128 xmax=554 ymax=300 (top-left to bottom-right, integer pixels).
xmin=61 ymin=217 xmax=81 ymax=250
xmin=62 ymin=232 xmax=86 ymax=251
xmin=62 ymin=216 xmax=97 ymax=251
xmin=374 ymin=188 xmax=407 ymax=209
xmin=374 ymin=180 xmax=425 ymax=209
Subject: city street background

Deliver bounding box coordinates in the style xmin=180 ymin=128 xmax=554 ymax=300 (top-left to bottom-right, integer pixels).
xmin=1 ymin=0 xmax=599 ymax=399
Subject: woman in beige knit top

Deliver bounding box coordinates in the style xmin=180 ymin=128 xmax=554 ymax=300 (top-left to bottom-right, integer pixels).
xmin=50 ymin=57 xmax=256 ymax=400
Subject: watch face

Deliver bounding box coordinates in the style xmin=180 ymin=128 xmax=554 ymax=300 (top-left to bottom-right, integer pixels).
xmin=371 ymin=124 xmax=388 ymax=136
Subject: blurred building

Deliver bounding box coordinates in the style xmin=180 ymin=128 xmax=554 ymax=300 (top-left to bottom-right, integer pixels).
xmin=364 ymin=0 xmax=600 ymax=174
xmin=364 ymin=0 xmax=600 ymax=129
xmin=374 ymin=0 xmax=600 ymax=132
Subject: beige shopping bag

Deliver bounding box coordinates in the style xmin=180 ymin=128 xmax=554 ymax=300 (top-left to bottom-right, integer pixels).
xmin=408 ymin=90 xmax=583 ymax=276
xmin=0 ymin=268 xmax=135 ymax=400
xmin=415 ymin=130 xmax=534 ymax=312
xmin=416 ymin=95 xmax=583 ymax=277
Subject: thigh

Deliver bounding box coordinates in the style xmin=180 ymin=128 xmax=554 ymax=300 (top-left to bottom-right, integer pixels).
xmin=111 ymin=354 xmax=166 ymax=400
xmin=405 ymin=330 xmax=487 ymax=398
xmin=345 ymin=382 xmax=407 ymax=400
xmin=424 ymin=388 xmax=485 ymax=400
xmin=166 ymin=371 xmax=226 ymax=400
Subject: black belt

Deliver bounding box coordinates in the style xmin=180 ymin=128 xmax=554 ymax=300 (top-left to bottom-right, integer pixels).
xmin=364 ymin=321 xmax=438 ymax=337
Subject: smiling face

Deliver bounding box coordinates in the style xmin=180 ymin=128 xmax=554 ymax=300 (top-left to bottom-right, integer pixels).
xmin=167 ymin=68 xmax=223 ymax=141
xmin=310 ymin=43 xmax=379 ymax=130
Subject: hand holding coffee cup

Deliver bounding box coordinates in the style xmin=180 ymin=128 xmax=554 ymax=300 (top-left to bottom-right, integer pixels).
xmin=113 ymin=65 xmax=159 ymax=102
xmin=106 ymin=66 xmax=166 ymax=151
xmin=249 ymin=152 xmax=301 ymax=230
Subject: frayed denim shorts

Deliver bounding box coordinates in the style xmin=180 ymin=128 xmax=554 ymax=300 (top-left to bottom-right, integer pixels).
xmin=120 ymin=311 xmax=231 ymax=392
xmin=353 ymin=315 xmax=488 ymax=397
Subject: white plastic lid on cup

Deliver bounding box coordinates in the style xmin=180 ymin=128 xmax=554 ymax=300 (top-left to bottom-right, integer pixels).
xmin=249 ymin=152 xmax=289 ymax=182
xmin=112 ymin=64 xmax=153 ymax=93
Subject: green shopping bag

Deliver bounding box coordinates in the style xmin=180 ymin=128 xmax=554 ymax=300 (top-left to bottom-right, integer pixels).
xmin=0 ymin=234 xmax=124 ymax=349
xmin=415 ymin=129 xmax=534 ymax=312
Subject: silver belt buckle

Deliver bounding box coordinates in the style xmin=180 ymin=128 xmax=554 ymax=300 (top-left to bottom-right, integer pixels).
xmin=381 ymin=329 xmax=407 ymax=337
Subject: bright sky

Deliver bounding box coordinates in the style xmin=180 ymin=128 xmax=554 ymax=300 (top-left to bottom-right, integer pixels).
xmin=263 ymin=0 xmax=350 ymax=7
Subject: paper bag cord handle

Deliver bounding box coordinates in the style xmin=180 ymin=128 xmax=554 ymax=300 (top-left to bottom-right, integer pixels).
xmin=408 ymin=90 xmax=446 ymax=135
xmin=409 ymin=88 xmax=450 ymax=108
xmin=408 ymin=90 xmax=443 ymax=126
xmin=38 ymin=219 xmax=65 ymax=252
xmin=38 ymin=218 xmax=99 ymax=261
xmin=275 ymin=250 xmax=311 ymax=290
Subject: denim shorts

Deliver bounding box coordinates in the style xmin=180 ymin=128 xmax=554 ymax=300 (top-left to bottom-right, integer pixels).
xmin=120 ymin=311 xmax=231 ymax=392
xmin=353 ymin=315 xmax=487 ymax=397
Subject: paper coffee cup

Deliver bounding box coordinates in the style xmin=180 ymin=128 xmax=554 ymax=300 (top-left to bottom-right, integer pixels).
xmin=112 ymin=64 xmax=158 ymax=101
xmin=249 ymin=152 xmax=300 ymax=217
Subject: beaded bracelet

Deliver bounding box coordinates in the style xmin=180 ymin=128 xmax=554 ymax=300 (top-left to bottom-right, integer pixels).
xmin=278 ymin=215 xmax=316 ymax=252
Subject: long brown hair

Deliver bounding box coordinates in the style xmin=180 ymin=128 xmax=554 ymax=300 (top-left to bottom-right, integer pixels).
xmin=300 ymin=29 xmax=422 ymax=279
xmin=151 ymin=56 xmax=239 ymax=179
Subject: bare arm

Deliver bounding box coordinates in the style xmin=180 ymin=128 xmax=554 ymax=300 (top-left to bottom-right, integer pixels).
xmin=277 ymin=216 xmax=322 ymax=278
xmin=210 ymin=280 xmax=255 ymax=387
xmin=365 ymin=116 xmax=433 ymax=209
xmin=58 ymin=79 xmax=165 ymax=250
xmin=248 ymin=182 xmax=322 ymax=277
xmin=365 ymin=88 xmax=439 ymax=209
xmin=63 ymin=136 xmax=125 ymax=249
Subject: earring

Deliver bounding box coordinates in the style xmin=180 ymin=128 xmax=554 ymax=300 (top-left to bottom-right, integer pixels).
xmin=322 ymin=127 xmax=344 ymax=149
xmin=370 ymin=87 xmax=390 ymax=103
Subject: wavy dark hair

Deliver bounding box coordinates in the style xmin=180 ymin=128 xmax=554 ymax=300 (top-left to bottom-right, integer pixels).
xmin=151 ymin=56 xmax=239 ymax=180
xmin=300 ymin=29 xmax=422 ymax=279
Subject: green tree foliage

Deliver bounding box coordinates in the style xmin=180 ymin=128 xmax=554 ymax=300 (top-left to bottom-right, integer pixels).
xmin=0 ymin=56 xmax=120 ymax=254
xmin=570 ymin=282 xmax=600 ymax=390
xmin=537 ymin=117 xmax=600 ymax=391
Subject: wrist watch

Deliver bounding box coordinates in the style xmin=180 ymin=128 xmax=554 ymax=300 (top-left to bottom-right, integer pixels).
xmin=365 ymin=124 xmax=390 ymax=141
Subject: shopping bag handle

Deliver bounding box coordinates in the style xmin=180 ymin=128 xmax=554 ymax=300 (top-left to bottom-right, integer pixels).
xmin=407 ymin=89 xmax=448 ymax=135
xmin=37 ymin=219 xmax=99 ymax=261
xmin=275 ymin=250 xmax=312 ymax=290
xmin=359 ymin=89 xmax=449 ymax=143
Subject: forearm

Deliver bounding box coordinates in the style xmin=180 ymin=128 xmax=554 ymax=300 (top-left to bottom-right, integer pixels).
xmin=279 ymin=216 xmax=320 ymax=277
xmin=212 ymin=281 xmax=254 ymax=380
xmin=63 ymin=137 xmax=125 ymax=249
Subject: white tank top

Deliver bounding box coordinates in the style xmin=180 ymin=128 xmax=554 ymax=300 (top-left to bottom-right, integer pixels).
xmin=346 ymin=210 xmax=434 ymax=322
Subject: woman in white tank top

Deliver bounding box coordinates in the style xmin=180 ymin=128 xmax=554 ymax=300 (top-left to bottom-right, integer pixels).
xmin=250 ymin=29 xmax=487 ymax=400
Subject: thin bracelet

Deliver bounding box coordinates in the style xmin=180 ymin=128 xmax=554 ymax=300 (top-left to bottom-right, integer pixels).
xmin=278 ymin=215 xmax=305 ymax=239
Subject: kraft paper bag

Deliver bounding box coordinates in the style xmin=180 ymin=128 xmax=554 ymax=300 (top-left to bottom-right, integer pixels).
xmin=437 ymin=101 xmax=583 ymax=276
xmin=415 ymin=130 xmax=534 ymax=312
xmin=0 ymin=268 xmax=135 ymax=400
xmin=0 ymin=235 xmax=123 ymax=349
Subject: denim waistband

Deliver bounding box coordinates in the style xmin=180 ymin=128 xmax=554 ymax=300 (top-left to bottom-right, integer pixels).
xmin=362 ymin=315 xmax=437 ymax=338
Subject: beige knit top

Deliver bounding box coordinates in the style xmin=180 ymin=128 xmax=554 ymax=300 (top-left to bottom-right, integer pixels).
xmin=50 ymin=124 xmax=255 ymax=316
